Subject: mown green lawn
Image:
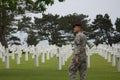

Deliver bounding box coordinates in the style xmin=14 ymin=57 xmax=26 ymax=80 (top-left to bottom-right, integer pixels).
xmin=0 ymin=54 xmax=120 ymax=80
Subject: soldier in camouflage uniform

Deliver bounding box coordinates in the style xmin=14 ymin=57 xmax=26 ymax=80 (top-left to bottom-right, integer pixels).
xmin=69 ymin=22 xmax=87 ymax=80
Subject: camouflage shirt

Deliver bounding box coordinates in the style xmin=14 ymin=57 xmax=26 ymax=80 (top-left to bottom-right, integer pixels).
xmin=74 ymin=31 xmax=87 ymax=57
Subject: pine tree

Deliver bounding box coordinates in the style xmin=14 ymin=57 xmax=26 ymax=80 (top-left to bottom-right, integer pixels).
xmin=90 ymin=14 xmax=114 ymax=45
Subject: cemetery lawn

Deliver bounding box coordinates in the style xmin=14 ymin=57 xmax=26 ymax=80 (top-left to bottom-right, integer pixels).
xmin=0 ymin=54 xmax=120 ymax=80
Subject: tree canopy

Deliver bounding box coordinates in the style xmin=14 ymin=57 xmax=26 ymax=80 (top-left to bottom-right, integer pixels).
xmin=0 ymin=0 xmax=65 ymax=48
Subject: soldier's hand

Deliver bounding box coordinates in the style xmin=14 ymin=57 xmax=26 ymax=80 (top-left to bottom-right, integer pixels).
xmin=75 ymin=57 xmax=79 ymax=65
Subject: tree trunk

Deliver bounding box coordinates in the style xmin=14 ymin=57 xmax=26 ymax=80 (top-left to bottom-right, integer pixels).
xmin=0 ymin=1 xmax=8 ymax=48
xmin=105 ymin=31 xmax=112 ymax=46
xmin=0 ymin=26 xmax=8 ymax=48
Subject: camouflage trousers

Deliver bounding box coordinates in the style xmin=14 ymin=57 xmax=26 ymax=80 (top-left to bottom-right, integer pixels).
xmin=69 ymin=55 xmax=87 ymax=80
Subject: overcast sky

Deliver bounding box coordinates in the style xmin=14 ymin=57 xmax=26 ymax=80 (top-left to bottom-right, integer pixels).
xmin=45 ymin=0 xmax=120 ymax=23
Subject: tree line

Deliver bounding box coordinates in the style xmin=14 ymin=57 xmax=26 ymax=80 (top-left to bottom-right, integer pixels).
xmin=6 ymin=13 xmax=120 ymax=47
xmin=0 ymin=0 xmax=120 ymax=47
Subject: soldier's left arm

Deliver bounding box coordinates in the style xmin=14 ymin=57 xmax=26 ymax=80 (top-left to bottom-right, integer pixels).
xmin=74 ymin=34 xmax=87 ymax=57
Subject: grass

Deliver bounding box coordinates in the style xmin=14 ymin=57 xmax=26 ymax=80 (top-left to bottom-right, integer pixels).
xmin=87 ymin=54 xmax=120 ymax=80
xmin=0 ymin=54 xmax=120 ymax=80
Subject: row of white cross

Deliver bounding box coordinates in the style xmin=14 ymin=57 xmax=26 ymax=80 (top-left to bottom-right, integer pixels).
xmin=1 ymin=43 xmax=119 ymax=72
xmin=0 ymin=44 xmax=74 ymax=70
xmin=0 ymin=44 xmax=93 ymax=70
xmin=3 ymin=43 xmax=119 ymax=71
xmin=90 ymin=44 xmax=120 ymax=72
xmin=3 ymin=44 xmax=116 ymax=72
